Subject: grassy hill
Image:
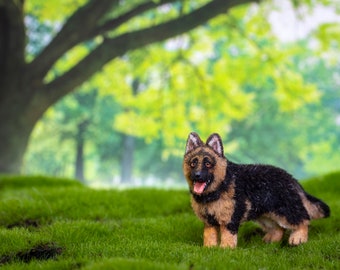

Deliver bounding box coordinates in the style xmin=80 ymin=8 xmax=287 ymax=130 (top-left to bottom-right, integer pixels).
xmin=0 ymin=173 xmax=339 ymax=269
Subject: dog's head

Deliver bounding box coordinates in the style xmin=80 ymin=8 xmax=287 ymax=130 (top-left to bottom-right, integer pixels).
xmin=183 ymin=132 xmax=227 ymax=195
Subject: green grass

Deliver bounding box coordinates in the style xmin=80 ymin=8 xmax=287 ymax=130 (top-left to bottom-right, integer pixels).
xmin=0 ymin=173 xmax=339 ymax=269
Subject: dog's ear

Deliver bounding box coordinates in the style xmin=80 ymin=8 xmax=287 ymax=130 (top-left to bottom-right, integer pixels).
xmin=185 ymin=132 xmax=203 ymax=154
xmin=206 ymin=133 xmax=224 ymax=157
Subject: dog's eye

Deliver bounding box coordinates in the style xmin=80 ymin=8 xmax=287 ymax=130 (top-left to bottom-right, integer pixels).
xmin=190 ymin=159 xmax=197 ymax=168
xmin=205 ymin=162 xmax=212 ymax=168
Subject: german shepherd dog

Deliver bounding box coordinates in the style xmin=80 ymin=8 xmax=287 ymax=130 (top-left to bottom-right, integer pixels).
xmin=183 ymin=132 xmax=330 ymax=248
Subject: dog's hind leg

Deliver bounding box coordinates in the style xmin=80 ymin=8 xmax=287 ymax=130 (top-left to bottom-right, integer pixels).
xmin=257 ymin=217 xmax=284 ymax=243
xmin=263 ymin=227 xmax=284 ymax=243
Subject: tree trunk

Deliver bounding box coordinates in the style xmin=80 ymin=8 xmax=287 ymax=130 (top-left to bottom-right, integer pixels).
xmin=120 ymin=134 xmax=135 ymax=183
xmin=75 ymin=120 xmax=89 ymax=183
xmin=0 ymin=91 xmax=49 ymax=173
xmin=0 ymin=120 xmax=33 ymax=173
xmin=0 ymin=71 xmax=54 ymax=173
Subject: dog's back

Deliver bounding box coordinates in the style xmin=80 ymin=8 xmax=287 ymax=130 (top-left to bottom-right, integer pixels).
xmin=226 ymin=160 xmax=330 ymax=224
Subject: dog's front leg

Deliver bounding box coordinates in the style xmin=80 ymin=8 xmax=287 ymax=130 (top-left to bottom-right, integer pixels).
xmin=220 ymin=225 xmax=237 ymax=248
xmin=203 ymin=225 xmax=219 ymax=247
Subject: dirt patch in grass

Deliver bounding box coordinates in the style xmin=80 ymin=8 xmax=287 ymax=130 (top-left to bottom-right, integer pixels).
xmin=7 ymin=219 xmax=40 ymax=229
xmin=0 ymin=242 xmax=62 ymax=265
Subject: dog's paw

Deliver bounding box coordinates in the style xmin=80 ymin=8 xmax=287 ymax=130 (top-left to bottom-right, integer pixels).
xmin=289 ymin=226 xmax=308 ymax=246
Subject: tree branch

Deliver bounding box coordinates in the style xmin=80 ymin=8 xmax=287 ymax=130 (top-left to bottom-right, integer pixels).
xmin=43 ymin=0 xmax=259 ymax=104
xmin=90 ymin=0 xmax=177 ymax=37
xmin=28 ymin=0 xmax=179 ymax=81
xmin=28 ymin=0 xmax=118 ymax=80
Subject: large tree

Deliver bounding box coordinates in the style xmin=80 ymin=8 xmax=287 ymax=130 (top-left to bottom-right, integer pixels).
xmin=0 ymin=0 xmax=260 ymax=173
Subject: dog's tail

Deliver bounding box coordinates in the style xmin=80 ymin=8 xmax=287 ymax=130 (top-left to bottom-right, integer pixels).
xmin=304 ymin=193 xmax=330 ymax=220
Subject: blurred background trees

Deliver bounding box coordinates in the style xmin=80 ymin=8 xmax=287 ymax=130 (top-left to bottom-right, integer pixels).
xmin=1 ymin=0 xmax=339 ymax=186
xmin=1 ymin=0 xmax=250 ymax=174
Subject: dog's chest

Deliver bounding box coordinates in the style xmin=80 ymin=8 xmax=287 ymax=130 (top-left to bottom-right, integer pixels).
xmin=191 ymin=192 xmax=235 ymax=225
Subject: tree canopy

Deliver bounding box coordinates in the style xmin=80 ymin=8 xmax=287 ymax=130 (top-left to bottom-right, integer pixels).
xmin=1 ymin=0 xmax=339 ymax=184
xmin=0 ymin=0 xmax=260 ymax=173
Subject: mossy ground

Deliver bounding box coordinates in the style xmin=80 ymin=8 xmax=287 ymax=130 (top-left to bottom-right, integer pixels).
xmin=0 ymin=173 xmax=339 ymax=269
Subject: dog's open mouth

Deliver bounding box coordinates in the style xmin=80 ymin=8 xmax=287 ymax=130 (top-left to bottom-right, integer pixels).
xmin=193 ymin=181 xmax=207 ymax=194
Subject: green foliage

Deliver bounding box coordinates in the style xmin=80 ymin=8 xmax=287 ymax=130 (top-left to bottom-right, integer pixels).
xmin=273 ymin=69 xmax=320 ymax=111
xmin=0 ymin=174 xmax=339 ymax=269
xmin=26 ymin=0 xmax=87 ymax=21
xmin=23 ymin=0 xmax=340 ymax=183
xmin=315 ymin=22 xmax=340 ymax=48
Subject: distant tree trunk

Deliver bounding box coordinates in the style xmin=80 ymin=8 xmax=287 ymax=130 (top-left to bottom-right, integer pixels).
xmin=120 ymin=134 xmax=135 ymax=183
xmin=75 ymin=120 xmax=89 ymax=183
xmin=120 ymin=78 xmax=140 ymax=183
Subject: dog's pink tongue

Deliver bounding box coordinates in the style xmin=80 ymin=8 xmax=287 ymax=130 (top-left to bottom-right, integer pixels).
xmin=194 ymin=182 xmax=206 ymax=194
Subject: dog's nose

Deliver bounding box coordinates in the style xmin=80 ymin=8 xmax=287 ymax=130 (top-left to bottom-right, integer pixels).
xmin=195 ymin=171 xmax=202 ymax=179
